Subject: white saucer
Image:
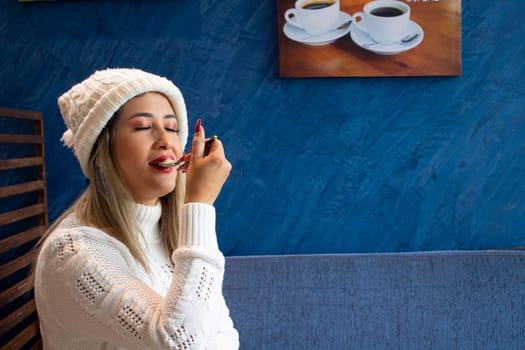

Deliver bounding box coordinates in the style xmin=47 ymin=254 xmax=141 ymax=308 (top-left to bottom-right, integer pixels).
xmin=283 ymin=11 xmax=352 ymax=46
xmin=350 ymin=20 xmax=424 ymax=55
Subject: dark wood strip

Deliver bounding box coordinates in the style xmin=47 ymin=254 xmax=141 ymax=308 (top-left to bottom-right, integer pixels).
xmin=0 ymin=180 xmax=45 ymax=199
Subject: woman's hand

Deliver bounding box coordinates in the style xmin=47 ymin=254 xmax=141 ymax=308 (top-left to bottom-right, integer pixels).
xmin=183 ymin=119 xmax=231 ymax=205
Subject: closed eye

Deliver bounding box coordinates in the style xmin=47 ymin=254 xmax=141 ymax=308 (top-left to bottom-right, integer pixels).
xmin=165 ymin=127 xmax=180 ymax=133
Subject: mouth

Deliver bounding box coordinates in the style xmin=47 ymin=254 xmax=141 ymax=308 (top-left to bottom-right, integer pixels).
xmin=149 ymin=155 xmax=176 ymax=168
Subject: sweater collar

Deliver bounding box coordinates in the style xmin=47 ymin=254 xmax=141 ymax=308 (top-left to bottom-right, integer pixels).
xmin=133 ymin=201 xmax=162 ymax=242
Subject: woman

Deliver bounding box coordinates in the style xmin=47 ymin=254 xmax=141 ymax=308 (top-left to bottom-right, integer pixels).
xmin=34 ymin=68 xmax=239 ymax=349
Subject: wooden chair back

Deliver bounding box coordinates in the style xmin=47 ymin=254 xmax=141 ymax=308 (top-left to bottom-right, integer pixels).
xmin=0 ymin=107 xmax=47 ymax=350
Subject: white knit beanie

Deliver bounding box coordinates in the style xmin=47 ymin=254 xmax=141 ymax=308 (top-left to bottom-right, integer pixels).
xmin=58 ymin=68 xmax=188 ymax=177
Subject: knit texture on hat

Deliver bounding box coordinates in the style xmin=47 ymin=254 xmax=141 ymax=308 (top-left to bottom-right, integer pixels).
xmin=58 ymin=68 xmax=188 ymax=177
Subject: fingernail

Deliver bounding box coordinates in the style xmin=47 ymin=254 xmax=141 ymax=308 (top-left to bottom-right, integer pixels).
xmin=194 ymin=118 xmax=201 ymax=133
xmin=177 ymin=154 xmax=190 ymax=163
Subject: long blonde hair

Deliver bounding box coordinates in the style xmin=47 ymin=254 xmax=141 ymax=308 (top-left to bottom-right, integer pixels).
xmin=39 ymin=111 xmax=185 ymax=271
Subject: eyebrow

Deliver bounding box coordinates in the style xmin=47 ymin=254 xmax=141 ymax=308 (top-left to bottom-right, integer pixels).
xmin=127 ymin=112 xmax=177 ymax=120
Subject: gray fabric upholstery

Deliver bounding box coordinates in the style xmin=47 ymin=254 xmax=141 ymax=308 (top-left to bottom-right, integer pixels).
xmin=223 ymin=250 xmax=525 ymax=349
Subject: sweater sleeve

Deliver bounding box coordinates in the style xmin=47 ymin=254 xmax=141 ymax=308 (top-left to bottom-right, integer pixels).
xmin=35 ymin=203 xmax=238 ymax=350
xmin=210 ymin=295 xmax=240 ymax=350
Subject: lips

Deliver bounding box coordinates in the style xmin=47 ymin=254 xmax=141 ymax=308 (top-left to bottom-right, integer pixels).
xmin=149 ymin=155 xmax=174 ymax=166
xmin=149 ymin=155 xmax=175 ymax=167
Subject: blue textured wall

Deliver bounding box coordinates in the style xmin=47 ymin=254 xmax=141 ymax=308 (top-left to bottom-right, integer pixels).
xmin=1 ymin=0 xmax=524 ymax=255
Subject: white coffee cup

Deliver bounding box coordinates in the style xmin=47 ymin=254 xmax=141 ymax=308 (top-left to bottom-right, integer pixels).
xmin=353 ymin=0 xmax=410 ymax=43
xmin=284 ymin=0 xmax=340 ymax=35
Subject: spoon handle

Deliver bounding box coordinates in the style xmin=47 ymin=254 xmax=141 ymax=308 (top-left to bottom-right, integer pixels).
xmin=363 ymin=33 xmax=419 ymax=48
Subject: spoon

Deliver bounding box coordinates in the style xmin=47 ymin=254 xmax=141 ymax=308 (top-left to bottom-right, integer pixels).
xmin=363 ymin=33 xmax=419 ymax=48
xmin=150 ymin=136 xmax=218 ymax=169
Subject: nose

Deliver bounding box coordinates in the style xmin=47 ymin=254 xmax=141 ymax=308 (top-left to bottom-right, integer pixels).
xmin=154 ymin=128 xmax=172 ymax=150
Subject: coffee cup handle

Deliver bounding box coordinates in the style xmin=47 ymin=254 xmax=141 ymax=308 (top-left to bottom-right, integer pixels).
xmin=284 ymin=9 xmax=303 ymax=29
xmin=352 ymin=12 xmax=366 ymax=32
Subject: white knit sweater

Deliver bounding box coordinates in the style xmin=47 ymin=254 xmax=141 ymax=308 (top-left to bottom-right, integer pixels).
xmin=35 ymin=202 xmax=239 ymax=350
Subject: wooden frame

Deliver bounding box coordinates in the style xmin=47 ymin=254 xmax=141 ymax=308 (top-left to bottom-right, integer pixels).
xmin=0 ymin=107 xmax=47 ymax=350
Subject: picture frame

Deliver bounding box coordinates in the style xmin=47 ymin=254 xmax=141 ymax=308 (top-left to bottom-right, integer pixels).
xmin=278 ymin=0 xmax=462 ymax=77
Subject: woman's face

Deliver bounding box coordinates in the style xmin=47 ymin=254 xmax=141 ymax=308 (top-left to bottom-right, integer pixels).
xmin=113 ymin=92 xmax=183 ymax=206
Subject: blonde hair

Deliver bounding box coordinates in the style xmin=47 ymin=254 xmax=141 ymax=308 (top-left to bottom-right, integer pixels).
xmin=39 ymin=110 xmax=185 ymax=271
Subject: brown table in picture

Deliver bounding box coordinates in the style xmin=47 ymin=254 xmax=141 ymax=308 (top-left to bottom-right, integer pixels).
xmin=278 ymin=0 xmax=461 ymax=77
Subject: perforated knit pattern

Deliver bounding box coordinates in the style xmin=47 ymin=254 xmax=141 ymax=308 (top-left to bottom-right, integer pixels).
xmin=196 ymin=266 xmax=215 ymax=301
xmin=76 ymin=272 xmax=106 ymax=304
xmin=55 ymin=231 xmax=76 ymax=260
xmin=167 ymin=325 xmax=197 ymax=349
xmin=162 ymin=262 xmax=175 ymax=275
xmin=117 ymin=305 xmax=145 ymax=339
xmin=34 ymin=203 xmax=239 ymax=349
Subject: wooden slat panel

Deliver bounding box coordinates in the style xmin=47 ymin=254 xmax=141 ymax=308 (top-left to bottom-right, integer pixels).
xmin=1 ymin=107 xmax=45 ymax=350
xmin=29 ymin=339 xmax=43 ymax=350
xmin=0 ymin=278 xmax=33 ymax=309
xmin=0 ymin=299 xmax=36 ymax=335
xmin=0 ymin=203 xmax=45 ymax=226
xmin=0 ymin=249 xmax=37 ymax=280
xmin=0 ymin=225 xmax=45 ymax=254
xmin=0 ymin=107 xmax=42 ymax=121
xmin=0 ymin=180 xmax=45 ymax=199
xmin=0 ymin=319 xmax=40 ymax=350
xmin=0 ymin=134 xmax=43 ymax=144
xmin=0 ymin=157 xmax=43 ymax=170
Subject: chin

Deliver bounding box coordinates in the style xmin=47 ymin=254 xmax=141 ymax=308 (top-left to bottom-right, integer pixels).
xmin=158 ymin=185 xmax=176 ymax=197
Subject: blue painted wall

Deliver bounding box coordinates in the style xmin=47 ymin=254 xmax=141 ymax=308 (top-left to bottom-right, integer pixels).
xmin=1 ymin=0 xmax=524 ymax=255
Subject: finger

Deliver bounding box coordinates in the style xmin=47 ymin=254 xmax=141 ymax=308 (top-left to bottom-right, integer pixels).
xmin=177 ymin=164 xmax=189 ymax=173
xmin=176 ymin=158 xmax=190 ymax=172
xmin=206 ymin=137 xmax=225 ymax=158
xmin=204 ymin=135 xmax=219 ymax=156
xmin=190 ymin=119 xmax=205 ymax=160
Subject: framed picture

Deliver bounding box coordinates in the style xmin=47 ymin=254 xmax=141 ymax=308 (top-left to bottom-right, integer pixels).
xmin=278 ymin=0 xmax=461 ymax=77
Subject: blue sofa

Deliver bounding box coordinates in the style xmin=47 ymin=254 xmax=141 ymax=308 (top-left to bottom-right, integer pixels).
xmin=223 ymin=250 xmax=525 ymax=349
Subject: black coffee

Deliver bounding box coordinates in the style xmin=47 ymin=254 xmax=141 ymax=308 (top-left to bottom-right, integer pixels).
xmin=370 ymin=6 xmax=404 ymax=17
xmin=302 ymin=0 xmax=335 ymax=10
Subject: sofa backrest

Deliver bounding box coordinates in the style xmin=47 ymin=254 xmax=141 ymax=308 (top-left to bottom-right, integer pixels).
xmin=223 ymin=251 xmax=525 ymax=349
